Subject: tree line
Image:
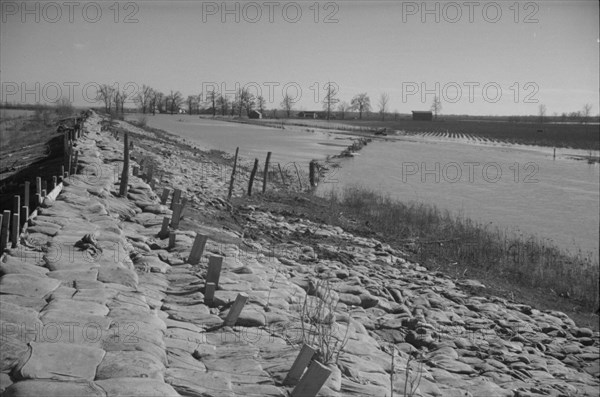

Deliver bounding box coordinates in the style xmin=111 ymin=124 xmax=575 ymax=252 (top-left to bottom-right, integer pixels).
xmin=95 ymin=83 xmax=595 ymax=124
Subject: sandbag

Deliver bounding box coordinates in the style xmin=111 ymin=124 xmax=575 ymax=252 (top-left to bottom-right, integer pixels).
xmin=0 ymin=259 xmax=49 ymax=277
xmin=0 ymin=323 xmax=31 ymax=372
xmin=95 ymin=351 xmax=166 ymax=380
xmin=0 ymin=274 xmax=60 ymax=298
xmin=95 ymin=377 xmax=179 ymax=396
xmin=15 ymin=342 xmax=105 ymax=381
xmin=97 ymin=265 xmax=138 ymax=288
xmin=2 ymin=379 xmax=106 ymax=397
xmin=44 ymin=298 xmax=109 ymax=317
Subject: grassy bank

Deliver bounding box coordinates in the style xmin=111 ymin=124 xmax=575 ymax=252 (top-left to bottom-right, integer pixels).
xmin=322 ymin=186 xmax=599 ymax=313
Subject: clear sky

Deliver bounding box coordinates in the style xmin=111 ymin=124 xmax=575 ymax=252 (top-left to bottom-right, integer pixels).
xmin=1 ymin=0 xmax=598 ymax=116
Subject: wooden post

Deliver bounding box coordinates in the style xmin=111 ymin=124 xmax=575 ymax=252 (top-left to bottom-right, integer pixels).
xmin=247 ymin=158 xmax=259 ymax=196
xmin=171 ymin=189 xmax=182 ymax=210
xmin=309 ymin=160 xmax=317 ymax=188
xmin=223 ymin=293 xmax=248 ymax=327
xmin=12 ymin=195 xmax=20 ymax=215
xmin=147 ymin=164 xmax=154 ymax=183
xmin=36 ymin=177 xmax=42 ymax=196
xmin=119 ymin=133 xmax=130 ymax=196
xmin=168 ymin=231 xmax=176 ymax=249
xmin=293 ymin=162 xmax=303 ymax=190
xmin=291 ymin=360 xmax=332 ymax=397
xmin=72 ymin=151 xmax=79 ymax=175
xmin=41 ymin=189 xmax=46 ymax=199
xmin=20 ymin=206 xmax=28 ymax=229
xmin=262 ymin=151 xmax=272 ymax=194
xmin=11 ymin=213 xmax=19 ymax=248
xmin=161 ymin=188 xmax=171 ymax=204
xmin=204 ymin=282 xmax=216 ymax=304
xmin=188 ymin=234 xmax=208 ymax=265
xmin=35 ymin=193 xmax=42 ymax=207
xmin=283 ymin=344 xmax=317 ymax=386
xmin=42 ymin=180 xmax=47 ymax=194
xmin=24 ymin=181 xmax=30 ymax=208
xmin=51 ymin=176 xmax=57 ymax=191
xmin=0 ymin=210 xmax=10 ymax=252
xmin=159 ymin=217 xmax=170 ymax=238
xmin=278 ymin=163 xmax=286 ymax=185
xmin=67 ymin=143 xmax=72 ymax=179
xmin=227 ymin=147 xmax=239 ymax=200
xmin=206 ymin=255 xmax=223 ymax=289
xmin=60 ymin=166 xmax=65 ymax=183
xmin=171 ymin=203 xmax=183 ymax=229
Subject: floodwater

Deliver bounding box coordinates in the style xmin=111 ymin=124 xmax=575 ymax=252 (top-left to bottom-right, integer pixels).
xmin=137 ymin=114 xmax=599 ymax=258
xmin=0 ymin=109 xmax=36 ymax=119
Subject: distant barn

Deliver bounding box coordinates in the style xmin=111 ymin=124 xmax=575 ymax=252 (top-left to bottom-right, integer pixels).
xmin=298 ymin=111 xmax=319 ymax=119
xmin=248 ymin=110 xmax=262 ymax=119
xmin=412 ymin=111 xmax=433 ymax=121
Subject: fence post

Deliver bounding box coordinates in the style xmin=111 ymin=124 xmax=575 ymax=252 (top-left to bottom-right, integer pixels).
xmin=278 ymin=163 xmax=286 ymax=185
xmin=248 ymin=158 xmax=259 ymax=196
xmin=119 ymin=133 xmax=130 ymax=196
xmin=188 ymin=234 xmax=208 ymax=265
xmin=262 ymin=151 xmax=272 ymax=194
xmin=283 ymin=344 xmax=317 ymax=386
xmin=161 ymin=188 xmax=171 ymax=204
xmin=223 ymin=293 xmax=248 ymax=327
xmin=291 ymin=360 xmax=332 ymax=397
xmin=0 ymin=210 xmax=10 ymax=252
xmin=309 ymin=160 xmax=317 ymax=188
xmin=11 ymin=213 xmax=19 ymax=248
xmin=227 ymin=147 xmax=239 ymax=200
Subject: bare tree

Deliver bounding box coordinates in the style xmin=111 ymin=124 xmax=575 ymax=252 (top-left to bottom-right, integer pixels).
xmin=281 ymin=93 xmax=294 ymax=118
xmin=350 ymin=93 xmax=371 ymax=120
xmin=98 ymin=84 xmax=116 ymax=113
xmin=582 ymin=103 xmax=592 ymax=124
xmin=378 ymin=92 xmax=389 ymax=121
xmin=216 ymin=94 xmax=228 ymax=116
xmin=207 ymin=90 xmax=218 ymax=117
xmin=134 ymin=85 xmax=153 ymax=114
xmin=256 ymin=95 xmax=266 ymax=114
xmin=323 ymin=82 xmax=340 ymax=120
xmin=115 ymin=89 xmax=127 ymax=114
xmin=166 ymin=90 xmax=183 ymax=115
xmin=538 ymin=104 xmax=546 ymax=124
xmin=431 ymin=95 xmax=442 ymax=119
xmin=187 ymin=95 xmax=197 ymax=115
xmin=337 ymin=101 xmax=349 ymax=119
xmin=238 ymin=88 xmax=255 ymax=117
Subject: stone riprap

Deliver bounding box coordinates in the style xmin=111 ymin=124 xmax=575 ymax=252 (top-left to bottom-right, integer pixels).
xmin=0 ymin=112 xmax=598 ymax=397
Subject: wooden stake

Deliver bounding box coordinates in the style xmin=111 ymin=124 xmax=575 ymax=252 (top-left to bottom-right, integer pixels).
xmin=159 ymin=217 xmax=170 ymax=238
xmin=262 ymin=151 xmax=272 ymax=194
xmin=171 ymin=203 xmax=183 ymax=229
xmin=0 ymin=210 xmax=10 ymax=252
xmin=206 ymin=255 xmax=223 ymax=288
xmin=12 ymin=195 xmax=20 ymax=215
xmin=168 ymin=231 xmax=176 ymax=249
xmin=20 ymin=206 xmax=28 ymax=229
xmin=171 ymin=189 xmax=182 ymax=210
xmin=36 ymin=177 xmax=42 ymax=195
xmin=278 ymin=163 xmax=286 ymax=185
xmin=223 ymin=293 xmax=248 ymax=327
xmin=72 ymin=151 xmax=79 ymax=175
xmin=119 ymin=132 xmax=130 ymax=196
xmin=51 ymin=176 xmax=57 ymax=191
xmin=11 ymin=213 xmax=19 ymax=248
xmin=309 ymin=160 xmax=317 ymax=188
xmin=24 ymin=181 xmax=30 ymax=208
xmin=248 ymin=158 xmax=259 ymax=196
xmin=60 ymin=166 xmax=65 ymax=183
xmin=293 ymin=162 xmax=303 ymax=190
xmin=283 ymin=344 xmax=317 ymax=386
xmin=291 ymin=360 xmax=332 ymax=397
xmin=227 ymin=147 xmax=239 ymax=200
xmin=188 ymin=233 xmax=208 ymax=265
xmin=204 ymin=282 xmax=216 ymax=304
xmin=161 ymin=188 xmax=171 ymax=204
